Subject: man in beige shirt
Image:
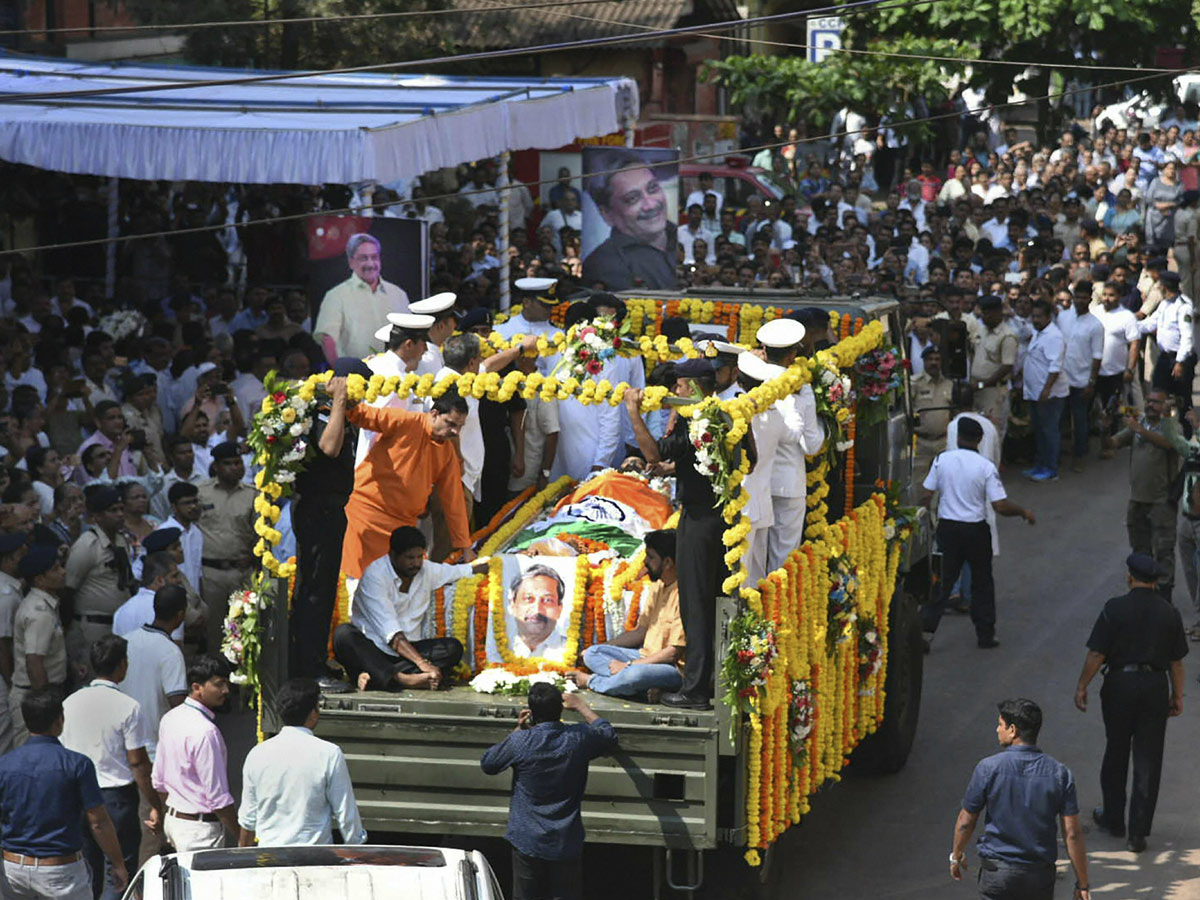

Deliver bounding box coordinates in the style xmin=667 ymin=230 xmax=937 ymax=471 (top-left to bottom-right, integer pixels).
xmin=11 ymin=546 xmax=69 ymax=746
xmin=314 ymin=233 xmax=410 ymax=362
xmin=971 ymin=295 xmax=1019 ymax=441
xmin=64 ymin=486 xmax=134 ymax=674
xmin=197 ymin=441 xmax=257 ymax=652
xmin=569 ymin=529 xmax=685 ymax=698
xmin=913 ymin=346 xmax=955 ymax=477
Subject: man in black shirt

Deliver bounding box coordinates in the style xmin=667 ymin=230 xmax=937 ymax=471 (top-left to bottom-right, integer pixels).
xmin=289 ymin=358 xmax=373 ymax=689
xmin=625 ymin=358 xmax=754 ymax=709
xmin=1074 ymin=552 xmax=1188 ymax=852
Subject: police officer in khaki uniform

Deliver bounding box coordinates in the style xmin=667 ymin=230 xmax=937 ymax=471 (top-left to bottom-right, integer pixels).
xmin=972 ymin=295 xmax=1018 ymax=442
xmin=0 ymin=532 xmax=28 ymax=754
xmin=913 ymin=345 xmax=955 ymax=476
xmin=197 ymin=441 xmax=256 ymax=651
xmin=11 ymin=545 xmax=69 ymax=746
xmin=64 ymin=486 xmax=134 ymax=674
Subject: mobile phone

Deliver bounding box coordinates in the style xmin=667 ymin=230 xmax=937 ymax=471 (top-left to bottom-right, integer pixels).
xmin=129 ymin=428 xmax=147 ymax=452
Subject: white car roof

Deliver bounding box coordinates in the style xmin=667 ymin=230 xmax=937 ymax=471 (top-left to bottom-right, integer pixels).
xmin=131 ymin=845 xmax=494 ymax=900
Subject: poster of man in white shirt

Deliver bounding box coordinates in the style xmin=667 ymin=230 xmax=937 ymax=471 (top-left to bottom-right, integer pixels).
xmin=485 ymin=558 xmax=579 ymax=664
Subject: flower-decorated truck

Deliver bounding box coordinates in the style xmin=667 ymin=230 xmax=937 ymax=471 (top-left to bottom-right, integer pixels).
xmin=249 ymin=292 xmax=934 ymax=896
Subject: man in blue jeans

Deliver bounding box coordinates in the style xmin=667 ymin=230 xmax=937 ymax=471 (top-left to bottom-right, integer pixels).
xmin=568 ymin=529 xmax=684 ymax=698
xmin=1022 ymin=299 xmax=1069 ymax=482
xmin=949 ymin=699 xmax=1092 ymax=899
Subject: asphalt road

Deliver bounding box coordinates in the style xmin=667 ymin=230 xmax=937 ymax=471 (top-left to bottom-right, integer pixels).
xmin=212 ymin=453 xmax=1200 ymax=900
xmin=767 ymin=457 xmax=1200 ymax=900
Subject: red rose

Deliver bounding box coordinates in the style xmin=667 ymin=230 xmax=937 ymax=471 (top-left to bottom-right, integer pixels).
xmin=701 ymin=432 xmax=713 ymax=443
xmin=578 ymin=348 xmax=590 ymax=360
xmin=266 ymin=435 xmax=277 ymax=444
xmin=272 ymin=392 xmax=287 ymax=404
xmin=586 ymin=360 xmax=603 ymax=374
xmin=613 ymin=337 xmax=622 ymax=348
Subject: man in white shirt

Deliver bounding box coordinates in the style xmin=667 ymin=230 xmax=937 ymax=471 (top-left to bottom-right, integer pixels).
xmin=314 ymin=233 xmax=410 ymax=362
xmin=920 ymin=417 xmax=1036 ymax=650
xmin=1023 ymin=300 xmax=1070 ymax=482
xmin=356 ymin=313 xmax=434 ymax=465
xmin=495 ymin=279 xmax=561 ymax=375
xmin=119 ymin=587 xmax=187 ymax=763
xmin=677 ymin=204 xmax=715 ymax=265
xmin=684 ymin=171 xmax=723 ymax=214
xmin=1058 ymin=282 xmax=1106 ymax=470
xmin=980 ymin=197 xmax=1012 ymax=248
xmin=1138 ymin=271 xmax=1196 ymax=420
xmin=238 ymin=678 xmax=365 ymax=848
xmin=62 ymin=634 xmax=164 ymax=900
xmin=114 ymin=552 xmax=184 ymax=644
xmin=540 ymin=191 xmax=582 ymax=253
xmin=1094 ymin=280 xmax=1142 ymax=449
xmin=161 ymin=483 xmax=204 ymax=597
xmin=332 ymin=526 xmax=485 ymax=692
xmin=738 ymin=352 xmax=786 ymax=585
xmin=411 ymin=292 xmax=459 ymax=377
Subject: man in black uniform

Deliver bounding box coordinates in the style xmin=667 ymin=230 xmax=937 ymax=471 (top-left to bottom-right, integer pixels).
xmin=289 ymin=358 xmax=373 ymax=690
xmin=1073 ymin=552 xmax=1188 ymax=853
xmin=624 ymin=358 xmax=754 ymax=709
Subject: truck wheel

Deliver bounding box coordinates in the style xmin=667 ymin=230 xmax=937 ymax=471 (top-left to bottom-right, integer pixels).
xmin=851 ymin=587 xmax=923 ymax=774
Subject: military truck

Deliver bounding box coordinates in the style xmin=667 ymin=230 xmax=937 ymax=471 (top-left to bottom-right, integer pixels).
xmin=259 ymin=291 xmax=933 ymax=897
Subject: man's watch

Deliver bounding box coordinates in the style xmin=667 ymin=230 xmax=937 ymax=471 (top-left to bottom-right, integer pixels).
xmin=540 ymin=468 xmax=551 ymax=478
xmin=949 ymin=851 xmax=964 ymax=864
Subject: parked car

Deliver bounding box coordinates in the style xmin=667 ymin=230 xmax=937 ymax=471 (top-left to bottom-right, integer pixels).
xmin=121 ymin=845 xmax=504 ymax=900
xmin=680 ymin=157 xmax=788 ymax=219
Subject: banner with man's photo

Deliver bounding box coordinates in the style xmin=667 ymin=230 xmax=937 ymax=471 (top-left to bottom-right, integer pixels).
xmin=483 ymin=555 xmax=583 ymax=666
xmin=306 ymin=215 xmax=429 ymax=314
xmin=580 ymin=146 xmax=680 ymax=292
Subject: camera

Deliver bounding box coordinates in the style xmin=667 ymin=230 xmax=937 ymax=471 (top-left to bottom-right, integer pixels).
xmin=210 ymin=382 xmax=229 ymax=396
xmin=128 ymin=428 xmax=147 ymax=451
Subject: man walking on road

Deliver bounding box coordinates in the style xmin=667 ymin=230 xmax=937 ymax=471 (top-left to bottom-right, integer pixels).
xmin=481 ymin=684 xmax=618 ymax=900
xmin=1074 ymin=553 xmax=1187 ymax=853
xmin=920 ymin=417 xmax=1035 ymax=648
xmin=949 ymin=698 xmax=1091 ymax=900
xmin=1022 ymin=299 xmax=1069 ymax=482
xmin=238 ymin=678 xmax=366 ymax=848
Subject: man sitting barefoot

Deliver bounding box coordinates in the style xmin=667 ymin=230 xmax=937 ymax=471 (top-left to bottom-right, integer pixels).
xmin=568 ymin=529 xmax=685 ymax=698
xmin=333 ymin=525 xmax=487 ymax=691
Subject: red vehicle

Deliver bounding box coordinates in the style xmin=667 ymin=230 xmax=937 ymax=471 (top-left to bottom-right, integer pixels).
xmin=679 ymin=156 xmax=789 ymax=220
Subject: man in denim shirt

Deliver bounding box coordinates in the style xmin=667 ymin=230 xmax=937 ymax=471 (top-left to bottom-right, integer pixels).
xmin=948 ymin=698 xmax=1091 ymax=899
xmin=481 ymin=684 xmax=617 ymax=900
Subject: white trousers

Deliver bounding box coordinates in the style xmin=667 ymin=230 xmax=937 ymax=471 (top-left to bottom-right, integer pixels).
xmin=746 ymin=526 xmax=770 ymax=587
xmin=766 ymin=496 xmax=807 ymax=574
xmin=163 ymin=815 xmax=225 ymax=853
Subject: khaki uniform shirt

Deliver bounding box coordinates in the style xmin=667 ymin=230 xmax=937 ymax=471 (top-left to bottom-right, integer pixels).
xmin=639 ymin=580 xmax=686 ymax=671
xmin=0 ymin=572 xmax=21 ymax=638
xmin=912 ymin=373 xmax=954 ymax=442
xmin=13 ymin=588 xmax=67 ymax=687
xmin=313 ymin=274 xmax=410 ymax=360
xmin=197 ymin=478 xmax=256 ymax=564
xmin=65 ymin=527 xmax=133 ymax=616
xmin=972 ymin=322 xmax=1018 ymax=385
xmin=1114 ymin=416 xmax=1190 ymax=503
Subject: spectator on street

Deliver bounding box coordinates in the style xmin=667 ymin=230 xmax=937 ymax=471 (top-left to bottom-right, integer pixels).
xmin=11 ymin=545 xmax=69 ymax=746
xmin=61 ymin=635 xmax=163 ymax=900
xmin=113 ymin=551 xmax=183 ymax=643
xmin=151 ymin=654 xmax=237 ymax=851
xmin=237 ymin=678 xmax=366 ymax=848
xmin=0 ymin=689 xmax=129 ymax=899
xmin=948 ymin=698 xmax=1090 ymax=900
xmin=481 ymin=684 xmax=617 ymax=900
xmin=118 ymin=585 xmax=187 ymax=762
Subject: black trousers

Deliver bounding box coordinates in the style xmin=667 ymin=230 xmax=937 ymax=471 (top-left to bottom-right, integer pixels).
xmin=675 ymin=509 xmax=726 ymax=699
xmin=922 ymin=520 xmax=996 ymax=641
xmin=977 ymin=858 xmax=1054 ymax=900
xmin=1100 ymin=670 xmax=1171 ymax=838
xmin=332 ymin=623 xmax=463 ymax=690
xmin=1094 ymin=372 xmax=1127 ymax=436
xmin=289 ymin=495 xmax=348 ymax=678
xmin=82 ymin=783 xmax=139 ymax=900
xmin=1151 ymin=350 xmax=1195 ymax=422
xmin=511 ymin=848 xmax=582 ymax=900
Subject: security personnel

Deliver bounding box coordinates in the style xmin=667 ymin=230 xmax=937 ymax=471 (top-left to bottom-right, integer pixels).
xmin=625 ymin=357 xmax=755 ymax=709
xmin=1073 ymin=553 xmax=1188 ymax=853
xmin=11 ymin=545 xmax=69 ymax=747
xmin=64 ymin=486 xmax=134 ymax=675
xmin=1138 ymin=270 xmax=1195 ymax=420
xmin=920 ymin=417 xmax=1035 ymax=648
xmin=290 ymin=359 xmax=372 ymax=688
xmin=971 ymin=294 xmax=1018 ymax=442
xmin=197 ymin=441 xmax=256 ymax=653
xmin=912 ymin=345 xmax=954 ymax=477
xmin=0 ymin=532 xmax=28 ymax=754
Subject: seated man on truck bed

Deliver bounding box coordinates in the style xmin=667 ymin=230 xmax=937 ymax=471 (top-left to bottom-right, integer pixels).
xmin=567 ymin=529 xmax=684 ymax=699
xmin=333 ymin=526 xmax=487 ymax=691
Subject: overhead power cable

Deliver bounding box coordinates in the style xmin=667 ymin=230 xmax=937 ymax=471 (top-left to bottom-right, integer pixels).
xmin=3 ymin=62 xmax=1188 ymax=259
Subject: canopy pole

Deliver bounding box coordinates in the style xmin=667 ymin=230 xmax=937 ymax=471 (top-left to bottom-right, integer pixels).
xmin=624 ymin=116 xmax=636 ymax=147
xmin=498 ymin=151 xmax=511 ymax=313
xmin=105 ymin=177 xmax=119 ymax=299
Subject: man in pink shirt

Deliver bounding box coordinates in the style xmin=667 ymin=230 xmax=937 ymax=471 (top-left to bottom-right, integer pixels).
xmin=75 ymin=402 xmax=138 ymax=485
xmin=150 ymin=654 xmax=236 ymax=851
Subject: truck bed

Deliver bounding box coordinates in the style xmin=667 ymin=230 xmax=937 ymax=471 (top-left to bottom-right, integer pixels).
xmin=316 ymin=685 xmax=725 ymax=849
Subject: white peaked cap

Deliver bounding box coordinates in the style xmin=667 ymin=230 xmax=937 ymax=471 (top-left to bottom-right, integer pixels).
xmin=737 ymin=351 xmax=784 ymax=383
xmin=409 ymin=292 xmax=457 ymax=315
xmin=756 ymin=317 xmax=806 ymax=349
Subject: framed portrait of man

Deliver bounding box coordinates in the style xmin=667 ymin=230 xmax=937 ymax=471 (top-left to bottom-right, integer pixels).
xmin=484 ymin=555 xmax=582 ymax=666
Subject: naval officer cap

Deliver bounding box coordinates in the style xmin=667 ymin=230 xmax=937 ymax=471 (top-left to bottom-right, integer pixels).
xmin=756 ymin=317 xmax=806 ymax=349
xmin=697 ymin=338 xmax=743 ymax=362
xmin=1126 ymin=552 xmax=1163 ymax=582
xmin=514 ymin=277 xmax=560 ymax=305
xmin=737 ymin=351 xmax=783 ymax=384
xmin=374 ymin=312 xmax=435 ymax=343
xmin=408 ymin=292 xmax=457 ymax=316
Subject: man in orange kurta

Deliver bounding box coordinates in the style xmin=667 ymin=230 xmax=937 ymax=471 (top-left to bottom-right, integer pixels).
xmin=341 ymin=391 xmax=475 ymax=580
